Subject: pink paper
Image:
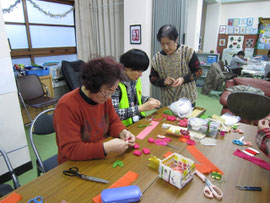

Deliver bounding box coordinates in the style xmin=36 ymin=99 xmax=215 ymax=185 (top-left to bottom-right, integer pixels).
xmin=133 ymin=143 xmax=139 ymax=149
xmin=136 ymin=121 xmax=160 ymax=140
xmin=148 ymin=137 xmax=155 ymax=143
xmin=164 ymin=137 xmax=172 ymax=142
xmin=133 ymin=150 xmax=142 ymax=156
xmin=142 ymin=148 xmax=150 ymax=154
xmin=186 ymin=139 xmax=196 ymax=145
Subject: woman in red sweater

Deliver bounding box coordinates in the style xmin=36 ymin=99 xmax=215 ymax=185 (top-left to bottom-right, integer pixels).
xmin=54 ymin=57 xmax=136 ymax=164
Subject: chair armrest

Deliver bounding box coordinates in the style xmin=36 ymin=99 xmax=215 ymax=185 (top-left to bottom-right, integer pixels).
xmin=225 ymin=79 xmax=235 ymax=88
xmin=219 ymin=91 xmax=231 ymax=107
xmin=41 ymin=83 xmax=51 ymax=97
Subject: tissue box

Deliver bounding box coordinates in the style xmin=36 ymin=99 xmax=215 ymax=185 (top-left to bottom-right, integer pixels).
xmin=159 ymin=153 xmax=195 ymax=189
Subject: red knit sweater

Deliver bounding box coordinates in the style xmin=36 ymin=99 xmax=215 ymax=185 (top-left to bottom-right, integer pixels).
xmin=54 ymin=88 xmax=126 ymax=164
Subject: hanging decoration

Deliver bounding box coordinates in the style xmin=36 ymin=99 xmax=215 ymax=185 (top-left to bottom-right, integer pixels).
xmin=2 ymin=0 xmax=74 ymax=18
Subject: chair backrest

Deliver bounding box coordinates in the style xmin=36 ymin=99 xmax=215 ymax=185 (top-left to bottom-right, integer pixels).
xmin=29 ymin=108 xmax=55 ymax=173
xmin=61 ymin=60 xmax=85 ymax=90
xmin=16 ymin=75 xmax=45 ymax=100
xmin=0 ymin=146 xmax=20 ymax=189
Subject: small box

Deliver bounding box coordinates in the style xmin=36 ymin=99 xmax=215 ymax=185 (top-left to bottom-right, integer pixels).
xmin=43 ymin=61 xmax=62 ymax=80
xmin=25 ymin=67 xmax=50 ymax=76
xmin=159 ymin=153 xmax=195 ymax=189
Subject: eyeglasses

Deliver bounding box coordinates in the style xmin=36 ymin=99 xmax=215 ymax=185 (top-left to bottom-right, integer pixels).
xmin=100 ymin=89 xmax=115 ymax=99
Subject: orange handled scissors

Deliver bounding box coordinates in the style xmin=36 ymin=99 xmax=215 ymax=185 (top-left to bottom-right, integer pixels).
xmin=195 ymin=170 xmax=223 ymax=200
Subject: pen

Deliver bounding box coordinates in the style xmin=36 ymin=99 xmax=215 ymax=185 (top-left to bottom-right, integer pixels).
xmin=235 ymin=186 xmax=262 ymax=191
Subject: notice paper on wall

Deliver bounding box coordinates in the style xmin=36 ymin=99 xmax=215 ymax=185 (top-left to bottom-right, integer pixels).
xmin=0 ymin=57 xmax=17 ymax=95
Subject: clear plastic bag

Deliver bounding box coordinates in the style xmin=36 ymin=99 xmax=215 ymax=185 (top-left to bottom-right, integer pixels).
xmin=169 ymin=97 xmax=192 ymax=118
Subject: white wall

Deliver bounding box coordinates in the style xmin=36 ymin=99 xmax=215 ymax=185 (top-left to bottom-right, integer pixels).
xmin=0 ymin=3 xmax=31 ymax=176
xmin=186 ymin=0 xmax=203 ymax=51
xmin=124 ymin=0 xmax=152 ymax=97
xmin=203 ymin=3 xmax=221 ymax=52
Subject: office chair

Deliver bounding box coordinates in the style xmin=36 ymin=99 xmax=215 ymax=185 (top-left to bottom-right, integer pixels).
xmin=16 ymin=74 xmax=58 ymax=124
xmin=29 ymin=108 xmax=58 ymax=176
xmin=61 ymin=60 xmax=85 ymax=91
xmin=0 ymin=146 xmax=20 ymax=197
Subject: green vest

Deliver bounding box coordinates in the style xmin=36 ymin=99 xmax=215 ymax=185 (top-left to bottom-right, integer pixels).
xmin=119 ymin=78 xmax=146 ymax=126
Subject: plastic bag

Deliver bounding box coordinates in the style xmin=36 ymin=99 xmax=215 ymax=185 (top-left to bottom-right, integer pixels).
xmin=169 ymin=97 xmax=192 ymax=118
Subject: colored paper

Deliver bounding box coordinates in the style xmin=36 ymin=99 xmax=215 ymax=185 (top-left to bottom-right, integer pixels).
xmin=233 ymin=149 xmax=270 ymax=171
xmin=142 ymin=148 xmax=150 ymax=155
xmin=0 ymin=192 xmax=22 ymax=203
xmin=163 ymin=151 xmax=173 ymax=158
xmin=133 ymin=150 xmax=142 ymax=156
xmin=92 ymin=171 xmax=138 ymax=203
xmin=136 ymin=121 xmax=159 ymax=140
xmin=186 ymin=145 xmax=224 ymax=174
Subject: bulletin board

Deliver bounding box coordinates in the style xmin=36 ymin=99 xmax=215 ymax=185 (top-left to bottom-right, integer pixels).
xmin=255 ymin=17 xmax=270 ymax=56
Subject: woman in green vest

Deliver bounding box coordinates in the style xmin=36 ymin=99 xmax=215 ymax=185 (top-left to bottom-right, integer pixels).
xmin=112 ymin=49 xmax=161 ymax=126
xmin=150 ymin=24 xmax=202 ymax=107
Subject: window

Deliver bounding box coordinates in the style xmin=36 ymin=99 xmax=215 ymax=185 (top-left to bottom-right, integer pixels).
xmin=2 ymin=0 xmax=76 ymax=66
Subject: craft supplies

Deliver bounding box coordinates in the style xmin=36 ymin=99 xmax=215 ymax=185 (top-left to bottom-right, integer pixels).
xmin=211 ymin=172 xmax=222 ymax=180
xmin=242 ymin=148 xmax=259 ymax=156
xmin=154 ymin=139 xmax=178 ymax=149
xmin=113 ymin=160 xmax=123 ymax=168
xmin=163 ymin=109 xmax=174 ymax=115
xmin=235 ymin=186 xmax=262 ymax=191
xmin=148 ymin=137 xmax=155 ymax=143
xmin=169 ymin=97 xmax=192 ymax=118
xmin=186 ymin=145 xmax=224 ymax=174
xmin=159 ymin=153 xmax=195 ymax=189
xmin=101 ymin=185 xmax=142 ymax=203
xmin=220 ymin=113 xmax=240 ymax=126
xmin=137 ymin=124 xmax=152 ymax=128
xmin=178 ymin=118 xmax=188 ymax=127
xmin=233 ymin=149 xmax=270 ymax=171
xmin=195 ymin=170 xmax=223 ymax=200
xmin=92 ymin=171 xmax=138 ymax=203
xmin=219 ymin=130 xmax=226 ymax=136
xmin=233 ymin=136 xmax=252 ymax=146
xmin=208 ymin=121 xmax=220 ymax=138
xmin=28 ymin=196 xmax=43 ymax=203
xmin=136 ymin=121 xmax=159 ymax=140
xmin=157 ymin=135 xmax=166 ymax=139
xmin=148 ymin=155 xmax=161 ymax=170
xmin=0 ymin=192 xmax=22 ymax=203
xmin=133 ymin=143 xmax=139 ymax=149
xmin=142 ymin=148 xmax=151 ymax=154
xmin=188 ymin=117 xmax=208 ymax=134
xmin=200 ymin=138 xmax=217 ymax=146
xmin=133 ymin=150 xmax=142 ymax=156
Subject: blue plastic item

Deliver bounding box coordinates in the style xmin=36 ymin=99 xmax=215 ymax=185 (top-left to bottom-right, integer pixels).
xmin=25 ymin=66 xmax=49 ymax=76
xmin=101 ymin=185 xmax=142 ymax=203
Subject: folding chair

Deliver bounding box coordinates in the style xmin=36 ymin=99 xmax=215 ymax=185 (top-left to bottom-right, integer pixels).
xmin=16 ymin=74 xmax=58 ymax=124
xmin=0 ymin=146 xmax=20 ymax=197
xmin=29 ymin=108 xmax=58 ymax=176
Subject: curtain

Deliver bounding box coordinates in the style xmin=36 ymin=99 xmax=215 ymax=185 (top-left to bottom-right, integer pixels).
xmin=151 ymin=0 xmax=187 ymax=100
xmin=75 ymin=0 xmax=124 ymax=62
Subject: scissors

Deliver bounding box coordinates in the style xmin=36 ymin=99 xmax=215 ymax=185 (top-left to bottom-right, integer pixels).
xmin=233 ymin=136 xmax=245 ymax=146
xmin=154 ymin=139 xmax=178 ymax=149
xmin=28 ymin=196 xmax=43 ymax=203
xmin=195 ymin=170 xmax=223 ymax=200
xmin=63 ymin=167 xmax=109 ymax=184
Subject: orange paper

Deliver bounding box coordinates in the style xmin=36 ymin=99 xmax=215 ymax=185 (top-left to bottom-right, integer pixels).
xmin=186 ymin=145 xmax=224 ymax=175
xmin=92 ymin=171 xmax=138 ymax=203
xmin=163 ymin=151 xmax=173 ymax=158
xmin=0 ymin=192 xmax=22 ymax=203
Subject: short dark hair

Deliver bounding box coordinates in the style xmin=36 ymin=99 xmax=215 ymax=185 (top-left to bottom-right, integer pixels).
xmin=120 ymin=49 xmax=149 ymax=71
xmin=237 ymin=51 xmax=245 ymax=57
xmin=157 ymin=24 xmax=179 ymax=42
xmin=81 ymin=57 xmax=126 ymax=93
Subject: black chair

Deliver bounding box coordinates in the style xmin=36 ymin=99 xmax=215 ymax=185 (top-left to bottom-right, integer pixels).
xmin=29 ymin=108 xmax=58 ymax=176
xmin=0 ymin=146 xmax=20 ymax=197
xmin=61 ymin=60 xmax=85 ymax=91
xmin=16 ymin=74 xmax=58 ymax=124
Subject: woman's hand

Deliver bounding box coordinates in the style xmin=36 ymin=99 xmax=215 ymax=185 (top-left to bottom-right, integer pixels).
xmin=119 ymin=129 xmax=136 ymax=146
xmin=164 ymin=77 xmax=175 ymax=86
xmin=258 ymin=119 xmax=270 ymax=131
xmin=103 ymin=138 xmax=129 ymax=154
xmin=139 ymin=98 xmax=161 ymax=112
xmin=172 ymin=77 xmax=184 ymax=87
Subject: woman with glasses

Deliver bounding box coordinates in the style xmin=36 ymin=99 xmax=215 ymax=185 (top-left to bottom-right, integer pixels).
xmin=150 ymin=24 xmax=202 ymax=107
xmin=112 ymin=49 xmax=161 ymax=127
xmin=54 ymin=57 xmax=136 ymax=164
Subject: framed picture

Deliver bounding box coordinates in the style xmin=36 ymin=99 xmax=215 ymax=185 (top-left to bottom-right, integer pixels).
xmin=240 ymin=27 xmax=246 ymax=34
xmin=219 ymin=25 xmax=227 ymax=34
xmin=246 ymin=26 xmax=252 ymax=34
xmin=228 ymin=26 xmax=234 ymax=34
xmin=130 ymin=25 xmax=141 ymax=44
xmin=233 ymin=18 xmax=239 ymax=26
xmin=239 ymin=18 xmax=247 ymax=26
xmin=247 ymin=18 xmax=253 ymax=26
xmin=219 ymin=38 xmax=226 ymax=47
xmin=228 ymin=19 xmax=234 ymax=26
xmin=234 ymin=26 xmax=240 ymax=34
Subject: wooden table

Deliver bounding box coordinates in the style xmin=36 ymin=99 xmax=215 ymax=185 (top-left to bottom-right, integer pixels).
xmin=1 ymin=108 xmax=269 ymax=203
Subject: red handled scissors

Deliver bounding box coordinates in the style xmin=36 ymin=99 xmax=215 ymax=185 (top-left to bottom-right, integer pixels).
xmin=195 ymin=170 xmax=223 ymax=200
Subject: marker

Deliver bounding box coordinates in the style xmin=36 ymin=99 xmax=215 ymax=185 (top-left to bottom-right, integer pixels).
xmin=235 ymin=186 xmax=262 ymax=191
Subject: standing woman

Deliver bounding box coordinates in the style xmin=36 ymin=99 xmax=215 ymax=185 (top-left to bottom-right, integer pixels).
xmin=150 ymin=24 xmax=202 ymax=107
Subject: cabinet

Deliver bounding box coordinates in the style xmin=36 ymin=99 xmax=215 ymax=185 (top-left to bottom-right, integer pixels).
xmin=196 ymin=53 xmax=220 ymax=87
xmin=20 ymin=75 xmax=55 ymax=124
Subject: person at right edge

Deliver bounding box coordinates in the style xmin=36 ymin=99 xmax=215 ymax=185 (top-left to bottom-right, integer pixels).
xmin=149 ymin=24 xmax=202 ymax=107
